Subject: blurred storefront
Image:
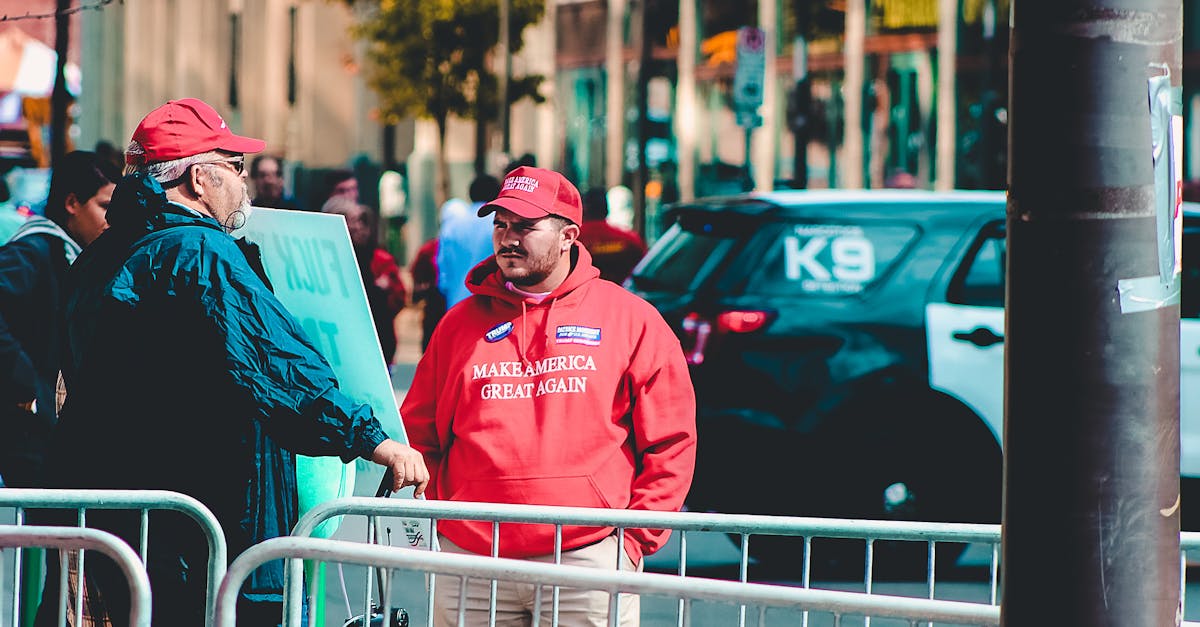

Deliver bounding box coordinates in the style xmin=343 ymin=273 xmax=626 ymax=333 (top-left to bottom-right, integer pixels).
xmin=65 ymin=0 xmax=1200 ymax=250
xmin=554 ymin=0 xmax=1013 ymax=238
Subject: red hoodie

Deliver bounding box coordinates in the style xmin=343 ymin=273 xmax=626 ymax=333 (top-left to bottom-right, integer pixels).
xmin=400 ymin=244 xmax=696 ymax=565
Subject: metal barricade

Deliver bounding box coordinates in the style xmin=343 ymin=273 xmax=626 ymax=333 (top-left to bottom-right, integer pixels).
xmin=285 ymin=498 xmax=1003 ymax=627
xmin=1181 ymin=531 xmax=1200 ymax=625
xmin=0 ymin=488 xmax=226 ymax=627
xmin=228 ymin=535 xmax=1000 ymax=627
xmin=0 ymin=525 xmax=151 ymax=627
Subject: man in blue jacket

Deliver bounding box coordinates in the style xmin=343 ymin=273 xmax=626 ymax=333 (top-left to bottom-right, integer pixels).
xmin=43 ymin=98 xmax=428 ymax=626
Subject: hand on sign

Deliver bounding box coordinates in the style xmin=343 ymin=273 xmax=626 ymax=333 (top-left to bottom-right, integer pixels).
xmin=371 ymin=439 xmax=430 ymax=496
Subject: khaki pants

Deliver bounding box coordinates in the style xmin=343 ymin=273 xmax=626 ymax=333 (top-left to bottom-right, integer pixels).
xmin=432 ymin=534 xmax=642 ymax=627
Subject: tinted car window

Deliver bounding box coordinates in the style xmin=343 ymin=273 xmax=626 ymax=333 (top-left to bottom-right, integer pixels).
xmin=743 ymin=222 xmax=919 ymax=296
xmin=629 ymin=209 xmax=761 ymax=293
xmin=948 ymin=222 xmax=1006 ymax=307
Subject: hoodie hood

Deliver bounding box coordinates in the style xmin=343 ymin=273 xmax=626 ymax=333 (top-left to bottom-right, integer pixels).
xmin=462 ymin=243 xmax=602 ymax=367
xmin=464 ymin=242 xmax=601 ymax=305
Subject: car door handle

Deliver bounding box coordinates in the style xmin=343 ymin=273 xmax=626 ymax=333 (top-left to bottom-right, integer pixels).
xmin=952 ymin=327 xmax=1005 ymax=347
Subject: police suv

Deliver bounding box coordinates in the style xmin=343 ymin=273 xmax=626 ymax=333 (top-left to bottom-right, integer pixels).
xmin=628 ymin=190 xmax=1198 ymax=568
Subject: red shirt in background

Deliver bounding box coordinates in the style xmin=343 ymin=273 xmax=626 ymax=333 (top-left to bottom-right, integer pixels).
xmin=576 ymin=220 xmax=647 ymax=284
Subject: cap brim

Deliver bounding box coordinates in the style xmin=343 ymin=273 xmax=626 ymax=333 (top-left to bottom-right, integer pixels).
xmin=478 ymin=195 xmax=553 ymax=220
xmin=220 ymin=134 xmax=266 ymax=155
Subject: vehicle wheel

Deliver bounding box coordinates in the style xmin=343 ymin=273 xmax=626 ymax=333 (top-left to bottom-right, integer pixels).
xmin=855 ymin=398 xmax=1002 ymax=580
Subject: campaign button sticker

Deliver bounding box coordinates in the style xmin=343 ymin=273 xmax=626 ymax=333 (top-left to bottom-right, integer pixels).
xmin=556 ymin=325 xmax=602 ymax=346
xmin=485 ymin=321 xmax=514 ymax=342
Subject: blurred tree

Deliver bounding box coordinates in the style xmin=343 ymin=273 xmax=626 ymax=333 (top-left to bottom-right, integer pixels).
xmin=352 ymin=0 xmax=545 ymax=201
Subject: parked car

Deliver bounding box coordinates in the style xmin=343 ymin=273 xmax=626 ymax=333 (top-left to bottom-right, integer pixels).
xmin=627 ymin=189 xmax=1198 ymax=573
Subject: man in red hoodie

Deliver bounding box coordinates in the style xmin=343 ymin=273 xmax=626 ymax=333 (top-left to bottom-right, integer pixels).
xmin=401 ymin=166 xmax=696 ymax=626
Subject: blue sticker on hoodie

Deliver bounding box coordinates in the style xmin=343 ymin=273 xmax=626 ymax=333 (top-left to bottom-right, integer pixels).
xmin=485 ymin=321 xmax=514 ymax=342
xmin=556 ymin=325 xmax=602 ymax=346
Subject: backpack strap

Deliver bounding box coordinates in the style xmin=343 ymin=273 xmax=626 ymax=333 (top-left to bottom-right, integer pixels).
xmin=8 ymin=216 xmax=82 ymax=263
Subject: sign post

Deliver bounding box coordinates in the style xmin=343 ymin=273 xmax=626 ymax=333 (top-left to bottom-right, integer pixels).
xmin=733 ymin=26 xmax=766 ymax=190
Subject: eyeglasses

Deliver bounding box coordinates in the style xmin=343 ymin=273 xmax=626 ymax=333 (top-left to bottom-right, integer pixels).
xmin=198 ymin=156 xmax=245 ymax=175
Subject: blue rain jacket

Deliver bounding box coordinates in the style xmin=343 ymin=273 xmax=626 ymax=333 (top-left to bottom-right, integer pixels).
xmin=47 ymin=173 xmax=387 ymax=623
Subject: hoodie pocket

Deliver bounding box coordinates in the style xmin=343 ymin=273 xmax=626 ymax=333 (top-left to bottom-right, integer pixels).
xmin=449 ymin=475 xmax=614 ymax=509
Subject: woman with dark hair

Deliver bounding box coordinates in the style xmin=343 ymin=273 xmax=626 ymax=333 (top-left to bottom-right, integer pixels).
xmin=0 ymin=150 xmax=119 ymax=487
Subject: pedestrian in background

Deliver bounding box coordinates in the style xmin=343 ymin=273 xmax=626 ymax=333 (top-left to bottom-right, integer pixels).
xmin=314 ymin=168 xmax=359 ymax=210
xmin=40 ymin=98 xmax=428 ymax=626
xmin=577 ymin=187 xmax=647 ymax=284
xmin=409 ymin=237 xmax=441 ymax=350
xmin=436 ymin=174 xmax=500 ymax=308
xmin=402 ymin=165 xmax=696 ymax=627
xmin=0 ymin=150 xmax=118 ymax=488
xmin=321 ymin=196 xmax=407 ymax=369
xmin=250 ymin=154 xmax=302 ymax=210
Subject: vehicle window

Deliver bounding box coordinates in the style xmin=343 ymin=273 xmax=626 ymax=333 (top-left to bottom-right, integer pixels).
xmin=629 ymin=211 xmax=757 ymax=292
xmin=948 ymin=223 xmax=1006 ymax=307
xmin=1182 ymin=223 xmax=1200 ymax=319
xmin=743 ymin=222 xmax=919 ymax=296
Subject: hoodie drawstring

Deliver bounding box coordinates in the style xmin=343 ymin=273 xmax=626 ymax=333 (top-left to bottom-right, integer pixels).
xmin=515 ymin=296 xmax=559 ymax=367
xmin=543 ymin=297 xmax=558 ymax=352
xmin=518 ymin=301 xmax=530 ymax=368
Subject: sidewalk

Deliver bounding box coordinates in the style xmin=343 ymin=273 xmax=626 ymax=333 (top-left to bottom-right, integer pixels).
xmin=392 ymin=304 xmax=426 ymax=367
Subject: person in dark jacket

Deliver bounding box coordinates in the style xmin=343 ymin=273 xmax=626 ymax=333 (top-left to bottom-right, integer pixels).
xmin=0 ymin=150 xmax=118 ymax=488
xmin=41 ymin=98 xmax=429 ymax=627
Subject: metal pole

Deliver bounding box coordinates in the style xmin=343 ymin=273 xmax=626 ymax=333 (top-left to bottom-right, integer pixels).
xmin=752 ymin=0 xmax=776 ymax=192
xmin=934 ymin=0 xmax=957 ymax=190
xmin=50 ymin=0 xmax=71 ymax=169
xmin=1002 ymin=1 xmax=1182 ymax=625
xmin=633 ymin=0 xmax=651 ymax=238
xmin=674 ymin=0 xmax=697 ymax=201
xmin=841 ymin=0 xmax=865 ymax=189
xmin=499 ymin=0 xmax=511 ymax=158
xmin=743 ymin=127 xmax=753 ymax=191
xmin=606 ymin=0 xmax=627 ymax=190
xmin=791 ymin=34 xmax=810 ymax=189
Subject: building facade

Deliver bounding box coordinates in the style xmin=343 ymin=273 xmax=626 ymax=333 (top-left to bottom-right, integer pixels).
xmin=64 ymin=0 xmax=1200 ymax=253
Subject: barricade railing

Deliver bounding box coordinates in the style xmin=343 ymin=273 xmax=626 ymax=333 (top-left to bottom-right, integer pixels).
xmin=0 ymin=488 xmax=226 ymax=627
xmin=0 ymin=525 xmax=151 ymax=627
xmin=229 ymin=535 xmax=1000 ymax=627
xmin=1181 ymin=531 xmax=1200 ymax=624
xmin=285 ymin=498 xmax=1003 ymax=627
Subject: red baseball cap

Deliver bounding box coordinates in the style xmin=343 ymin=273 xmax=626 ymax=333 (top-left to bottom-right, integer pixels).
xmin=127 ymin=98 xmax=265 ymax=165
xmin=479 ymin=166 xmax=583 ymax=225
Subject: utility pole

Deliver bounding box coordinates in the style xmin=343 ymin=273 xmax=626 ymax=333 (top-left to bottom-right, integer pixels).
xmin=1002 ymin=1 xmax=1182 ymax=625
xmin=51 ymin=0 xmax=71 ymax=168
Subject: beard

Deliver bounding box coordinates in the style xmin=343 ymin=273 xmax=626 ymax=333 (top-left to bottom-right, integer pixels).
xmin=499 ymin=245 xmax=560 ymax=287
xmin=221 ymin=188 xmax=254 ymax=232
